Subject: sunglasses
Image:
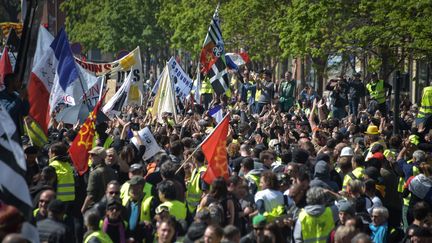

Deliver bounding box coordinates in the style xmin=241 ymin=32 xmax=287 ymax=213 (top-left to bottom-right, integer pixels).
xmin=108 ymin=191 xmax=120 ymax=195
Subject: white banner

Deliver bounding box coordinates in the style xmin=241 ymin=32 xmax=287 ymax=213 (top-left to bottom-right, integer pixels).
xmin=131 ymin=127 xmax=161 ymax=161
xmin=167 ymin=57 xmax=193 ymax=101
xmin=74 ymin=47 xmax=143 ymax=105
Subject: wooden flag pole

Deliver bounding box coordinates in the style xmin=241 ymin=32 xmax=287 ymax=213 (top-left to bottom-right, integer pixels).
xmin=175 ymin=112 xmax=230 ymax=174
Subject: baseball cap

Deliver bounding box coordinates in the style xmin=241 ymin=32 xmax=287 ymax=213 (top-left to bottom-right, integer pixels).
xmin=252 ymin=214 xmax=266 ymax=227
xmin=129 ymin=176 xmax=145 ymax=186
xmin=88 ymin=146 xmax=107 ymax=159
xmin=340 ymin=147 xmax=354 ymax=157
xmin=129 ymin=163 xmax=143 ymax=172
xmin=337 ymin=200 xmax=355 ymax=215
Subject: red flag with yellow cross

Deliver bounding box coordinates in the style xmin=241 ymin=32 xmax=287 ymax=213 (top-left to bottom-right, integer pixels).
xmin=202 ymin=112 xmax=230 ymax=184
xmin=69 ymin=93 xmax=106 ymax=175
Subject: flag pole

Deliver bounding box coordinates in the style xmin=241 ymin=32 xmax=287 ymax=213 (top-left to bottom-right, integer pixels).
xmin=23 ymin=118 xmax=34 ymax=146
xmin=175 ymin=111 xmax=230 ymax=174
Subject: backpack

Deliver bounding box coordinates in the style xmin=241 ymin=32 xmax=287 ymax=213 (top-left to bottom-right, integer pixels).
xmin=207 ymin=200 xmax=226 ymax=226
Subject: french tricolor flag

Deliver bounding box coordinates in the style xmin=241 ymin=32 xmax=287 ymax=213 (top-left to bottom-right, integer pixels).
xmin=28 ymin=28 xmax=80 ymax=134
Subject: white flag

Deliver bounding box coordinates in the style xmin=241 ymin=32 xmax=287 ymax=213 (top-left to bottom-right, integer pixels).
xmin=102 ymin=71 xmax=133 ymax=116
xmin=131 ymin=127 xmax=162 ymax=160
xmin=151 ymin=65 xmax=177 ymax=123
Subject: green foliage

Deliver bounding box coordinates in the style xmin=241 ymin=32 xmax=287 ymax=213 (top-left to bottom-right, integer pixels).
xmin=61 ymin=0 xmax=165 ymax=54
xmin=62 ymin=0 xmax=432 ymax=73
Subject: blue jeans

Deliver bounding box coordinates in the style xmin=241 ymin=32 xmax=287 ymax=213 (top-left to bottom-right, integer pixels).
xmin=349 ymin=98 xmax=359 ymax=116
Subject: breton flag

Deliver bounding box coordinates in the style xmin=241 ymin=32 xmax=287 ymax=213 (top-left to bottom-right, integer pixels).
xmin=69 ymin=92 xmax=106 ymax=175
xmin=102 ymin=71 xmax=133 ymax=116
xmin=0 ymin=105 xmax=40 ymax=243
xmin=151 ymin=65 xmax=177 ymax=123
xmin=0 ymin=46 xmax=13 ymax=87
xmin=202 ymin=113 xmax=230 ymax=184
xmin=199 ymin=5 xmax=230 ymax=96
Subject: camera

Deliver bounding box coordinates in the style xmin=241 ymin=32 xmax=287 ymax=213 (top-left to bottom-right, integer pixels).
xmin=130 ymin=123 xmax=140 ymax=131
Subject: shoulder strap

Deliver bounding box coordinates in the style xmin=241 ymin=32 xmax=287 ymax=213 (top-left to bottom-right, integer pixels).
xmin=348 ymin=171 xmax=357 ymax=180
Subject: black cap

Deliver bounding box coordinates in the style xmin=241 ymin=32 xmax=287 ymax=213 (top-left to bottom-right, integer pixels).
xmin=129 ymin=176 xmax=145 ymax=186
xmin=48 ymin=199 xmax=65 ymax=214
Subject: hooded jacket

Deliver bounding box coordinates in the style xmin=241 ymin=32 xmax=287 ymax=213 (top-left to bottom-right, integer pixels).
xmin=309 ymin=161 xmax=339 ymax=192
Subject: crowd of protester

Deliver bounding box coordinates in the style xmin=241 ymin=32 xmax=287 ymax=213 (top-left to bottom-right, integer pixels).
xmin=1 ymin=68 xmax=432 ymax=243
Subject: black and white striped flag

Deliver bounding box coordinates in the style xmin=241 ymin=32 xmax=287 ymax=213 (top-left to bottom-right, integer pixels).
xmin=200 ymin=4 xmax=230 ymax=96
xmin=0 ymin=105 xmax=40 ymax=242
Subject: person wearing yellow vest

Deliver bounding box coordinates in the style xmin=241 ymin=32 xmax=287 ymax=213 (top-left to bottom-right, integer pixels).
xmin=100 ymin=198 xmax=128 ymax=243
xmin=120 ymin=163 xmax=154 ymax=206
xmin=254 ymin=171 xmax=286 ymax=222
xmin=366 ymin=72 xmax=392 ymax=116
xmin=417 ymin=86 xmax=432 ymax=120
xmin=156 ymin=180 xmax=188 ymax=221
xmin=364 ymin=125 xmax=387 ymax=160
xmin=48 ymin=142 xmax=75 ymax=203
xmin=200 ymin=76 xmax=213 ymax=110
xmin=37 ymin=199 xmax=73 ymax=242
xmin=186 ymin=150 xmax=208 ymax=213
xmin=241 ymin=157 xmax=261 ymax=195
xmin=83 ymin=211 xmax=113 ymax=243
xmin=343 ymin=154 xmax=365 ymax=190
xmin=397 ymin=149 xmax=426 ymax=229
xmin=124 ymin=175 xmax=147 ymax=242
xmin=293 ymin=187 xmax=337 ymax=243
xmin=34 ymin=189 xmax=56 ymax=222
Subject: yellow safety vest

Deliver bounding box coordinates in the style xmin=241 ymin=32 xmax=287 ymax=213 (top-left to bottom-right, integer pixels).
xmin=24 ymin=118 xmax=48 ymax=148
xmin=418 ymin=86 xmax=432 ymax=118
xmin=383 ymin=149 xmax=396 ymax=162
xmin=398 ymin=159 xmax=420 ymax=206
xmin=200 ymin=78 xmax=213 ymax=94
xmin=92 ymin=134 xmax=113 ymax=149
xmin=409 ymin=135 xmax=420 ymax=146
xmin=84 ymin=230 xmax=113 ymax=243
xmin=157 ymin=200 xmax=187 ymax=221
xmin=33 ymin=208 xmax=39 ymax=217
xmin=299 ymin=207 xmax=334 ymax=243
xmin=366 ymin=80 xmax=386 ymax=104
xmin=49 ymin=159 xmax=75 ymax=202
xmin=245 ymin=173 xmax=261 ymax=191
xmin=120 ymin=181 xmax=153 ymax=206
xmin=366 ymin=141 xmax=387 ymax=160
xmin=263 ymin=206 xmax=286 ymax=222
xmin=186 ymin=165 xmax=207 ymax=212
xmin=343 ymin=166 xmax=365 ymax=190
xmin=140 ymin=196 xmax=154 ymax=222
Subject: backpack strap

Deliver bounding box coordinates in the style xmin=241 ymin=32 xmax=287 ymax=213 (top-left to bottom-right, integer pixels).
xmin=348 ymin=171 xmax=357 ymax=180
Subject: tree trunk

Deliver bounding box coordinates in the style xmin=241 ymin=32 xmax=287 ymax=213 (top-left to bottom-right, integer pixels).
xmin=311 ymin=56 xmax=328 ymax=95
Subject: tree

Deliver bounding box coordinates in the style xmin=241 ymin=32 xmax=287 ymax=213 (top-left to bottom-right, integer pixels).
xmin=278 ymin=0 xmax=354 ymax=93
xmin=0 ymin=0 xmax=20 ymax=22
xmin=61 ymin=0 xmax=166 ymax=58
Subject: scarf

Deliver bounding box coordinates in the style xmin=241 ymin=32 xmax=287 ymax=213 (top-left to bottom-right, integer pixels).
xmin=102 ymin=217 xmax=126 ymax=243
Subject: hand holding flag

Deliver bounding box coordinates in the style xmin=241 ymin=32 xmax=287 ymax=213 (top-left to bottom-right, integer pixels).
xmin=69 ymin=92 xmax=107 ymax=175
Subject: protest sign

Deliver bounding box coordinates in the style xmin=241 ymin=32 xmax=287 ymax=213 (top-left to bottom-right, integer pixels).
xmin=131 ymin=127 xmax=161 ymax=160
